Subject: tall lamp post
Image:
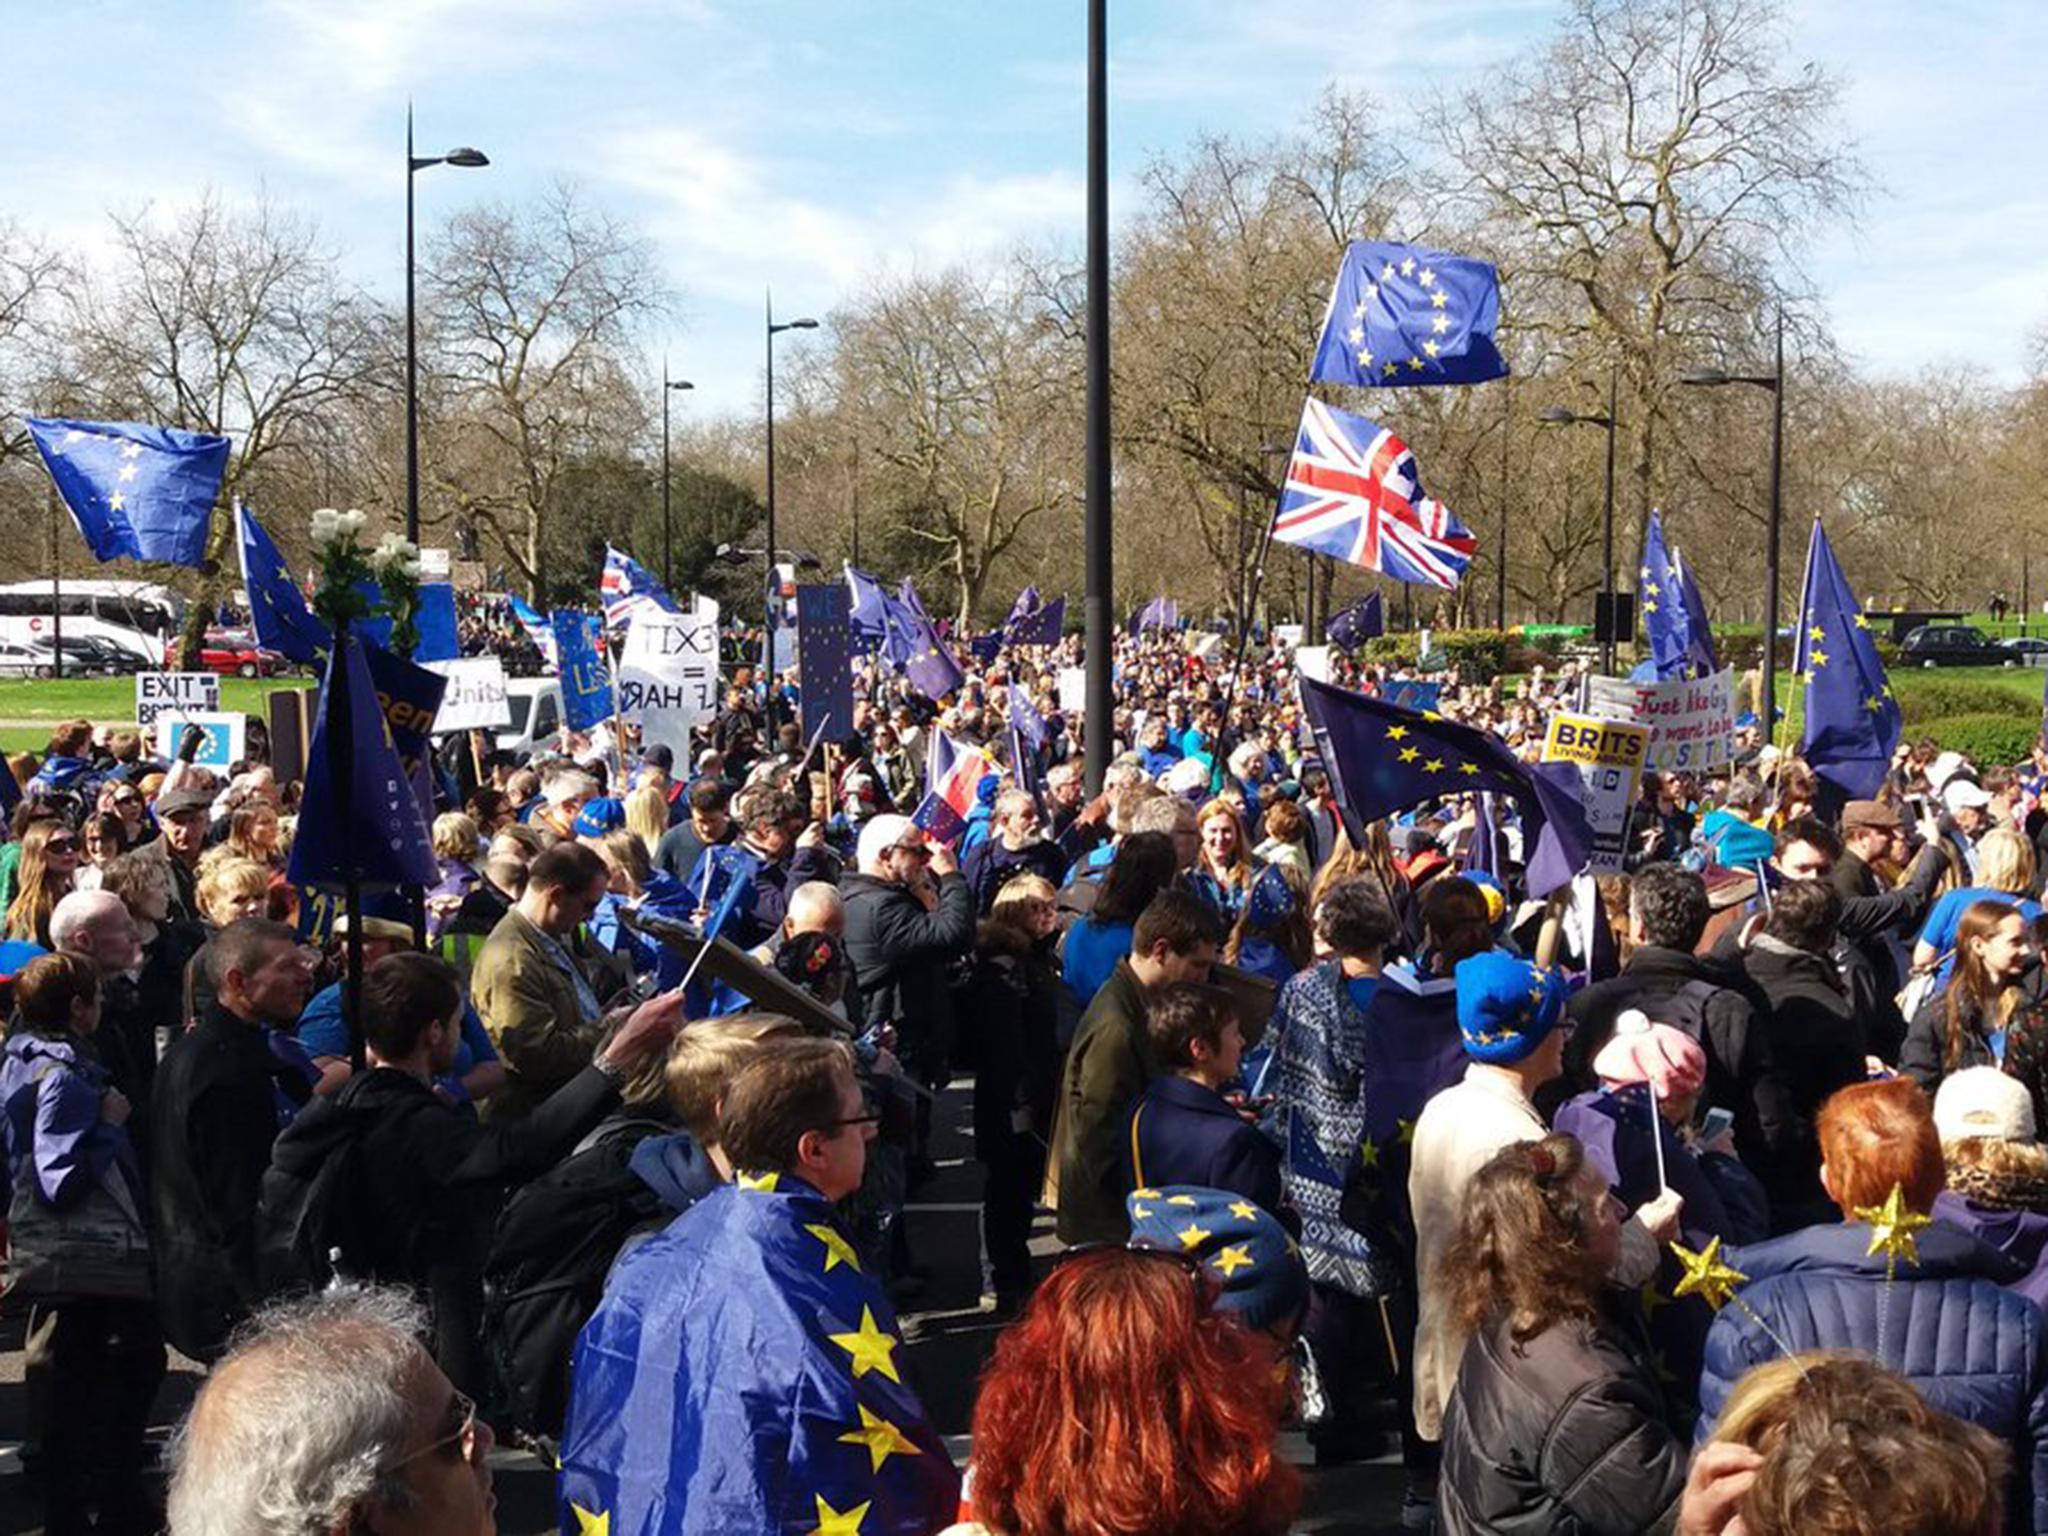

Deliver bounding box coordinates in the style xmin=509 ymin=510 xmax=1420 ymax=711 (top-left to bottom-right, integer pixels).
xmin=660 ymin=368 xmax=695 ymax=590
xmin=405 ymin=108 xmax=488 ymax=547
xmin=1539 ymin=369 xmax=1620 ymax=674
xmin=1682 ymin=310 xmax=1785 ymax=738
xmin=765 ymin=293 xmax=818 ymax=692
xmin=1082 ymin=0 xmax=1113 ymax=793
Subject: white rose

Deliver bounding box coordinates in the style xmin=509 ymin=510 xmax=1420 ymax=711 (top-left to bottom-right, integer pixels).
xmin=310 ymin=508 xmax=340 ymax=546
xmin=339 ymin=509 xmax=368 ymax=538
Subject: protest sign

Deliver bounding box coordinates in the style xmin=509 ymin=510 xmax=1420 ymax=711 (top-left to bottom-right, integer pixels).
xmin=152 ymin=710 xmax=245 ymax=769
xmin=795 ymin=583 xmax=856 ymax=740
xmin=1295 ymin=645 xmax=1332 ymax=682
xmin=1585 ymin=666 xmax=1737 ymax=772
xmin=1058 ymin=666 xmax=1087 ymax=717
xmin=1541 ymin=712 xmax=1649 ymax=874
xmin=1185 ymin=632 xmax=1223 ymax=660
xmin=135 ymin=672 xmax=219 ymax=729
xmin=426 ymin=656 xmax=513 ymax=732
xmin=618 ymin=611 xmax=720 ymax=756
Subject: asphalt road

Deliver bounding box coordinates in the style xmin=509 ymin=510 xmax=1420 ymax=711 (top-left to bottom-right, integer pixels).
xmin=0 ymin=1079 xmax=1410 ymax=1534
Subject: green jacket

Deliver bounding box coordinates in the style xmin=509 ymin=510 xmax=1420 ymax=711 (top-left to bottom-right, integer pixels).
xmin=471 ymin=908 xmax=618 ymax=1123
xmin=1055 ymin=960 xmax=1155 ymax=1245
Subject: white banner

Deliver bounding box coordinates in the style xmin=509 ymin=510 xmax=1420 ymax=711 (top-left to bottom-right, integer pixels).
xmin=153 ymin=710 xmax=246 ymax=770
xmin=425 ymin=656 xmax=513 ymax=732
xmin=1541 ymin=713 xmax=1650 ymax=875
xmin=1295 ymin=645 xmax=1332 ymax=683
xmin=1058 ymin=666 xmax=1088 ymax=717
xmin=1584 ymin=666 xmax=1737 ymax=772
xmin=135 ymin=672 xmax=219 ymax=728
xmin=618 ymin=612 xmax=720 ymax=756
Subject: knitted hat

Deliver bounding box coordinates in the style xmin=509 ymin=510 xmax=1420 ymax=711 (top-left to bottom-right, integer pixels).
xmin=1454 ymin=951 xmax=1568 ymax=1065
xmin=1246 ymin=863 xmax=1295 ymax=930
xmin=1591 ymin=1007 xmax=1706 ymax=1102
xmin=1934 ymin=1066 xmax=2036 ymax=1145
xmin=1125 ymin=1186 xmax=1308 ymax=1334
xmin=572 ymin=797 xmax=627 ymax=838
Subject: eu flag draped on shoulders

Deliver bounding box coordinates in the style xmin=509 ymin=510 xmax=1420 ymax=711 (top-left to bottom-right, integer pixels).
xmin=1795 ymin=518 xmax=1900 ymax=801
xmin=1275 ymin=398 xmax=1476 ymax=589
xmin=1309 ymin=240 xmax=1507 ymax=389
xmin=27 ymin=417 xmax=230 ymax=569
xmin=1636 ymin=511 xmax=1719 ymax=681
xmin=1295 ymin=672 xmax=1593 ymax=896
xmin=558 ymin=1176 xmax=958 ymax=1536
xmin=235 ymin=503 xmax=329 ymax=665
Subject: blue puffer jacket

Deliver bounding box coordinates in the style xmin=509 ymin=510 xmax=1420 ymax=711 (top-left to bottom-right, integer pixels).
xmin=1698 ymin=1221 xmax=2048 ymax=1534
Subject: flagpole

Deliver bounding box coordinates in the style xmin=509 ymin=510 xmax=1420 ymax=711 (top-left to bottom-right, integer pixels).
xmin=327 ymin=618 xmax=367 ymax=1073
xmin=46 ymin=486 xmax=62 ymax=681
xmin=1211 ymin=489 xmax=1288 ymax=794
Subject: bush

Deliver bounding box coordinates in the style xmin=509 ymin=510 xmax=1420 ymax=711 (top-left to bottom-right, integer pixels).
xmin=1917 ymin=714 xmax=2043 ymax=768
xmin=1896 ymin=680 xmax=2038 ymax=725
xmin=1360 ymin=628 xmax=1508 ymax=677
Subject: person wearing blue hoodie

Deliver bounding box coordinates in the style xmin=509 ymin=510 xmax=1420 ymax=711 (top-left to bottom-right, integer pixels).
xmin=26 ymin=720 xmax=105 ymax=809
xmin=1 ymin=954 xmax=163 ymax=1534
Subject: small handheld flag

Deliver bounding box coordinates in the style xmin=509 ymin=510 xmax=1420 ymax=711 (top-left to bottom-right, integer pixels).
xmin=28 ymin=417 xmax=230 ymax=569
xmin=1328 ymin=592 xmax=1386 ymax=650
xmin=1309 ymin=241 xmax=1507 ymax=389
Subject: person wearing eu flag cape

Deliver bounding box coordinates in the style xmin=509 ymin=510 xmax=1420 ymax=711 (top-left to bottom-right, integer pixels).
xmin=558 ymin=1036 xmax=958 ymax=1535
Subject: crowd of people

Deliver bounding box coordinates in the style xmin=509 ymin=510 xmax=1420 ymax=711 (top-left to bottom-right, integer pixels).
xmin=3 ymin=615 xmax=2048 ymax=1536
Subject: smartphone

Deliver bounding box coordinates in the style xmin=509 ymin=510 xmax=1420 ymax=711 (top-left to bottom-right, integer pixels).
xmin=1700 ymin=1106 xmax=1735 ymax=1143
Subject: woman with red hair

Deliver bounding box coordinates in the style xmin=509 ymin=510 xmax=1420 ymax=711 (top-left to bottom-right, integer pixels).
xmin=950 ymin=1246 xmax=1300 ymax=1536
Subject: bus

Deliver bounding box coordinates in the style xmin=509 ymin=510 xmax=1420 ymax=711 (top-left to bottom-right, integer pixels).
xmin=0 ymin=580 xmax=184 ymax=667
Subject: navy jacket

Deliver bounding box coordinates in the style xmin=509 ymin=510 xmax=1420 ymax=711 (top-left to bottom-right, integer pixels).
xmin=1125 ymin=1074 xmax=1286 ymax=1222
xmin=1699 ymin=1221 xmax=2048 ymax=1535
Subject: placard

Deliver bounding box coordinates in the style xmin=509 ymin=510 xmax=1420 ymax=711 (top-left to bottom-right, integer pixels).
xmin=135 ymin=672 xmax=219 ymax=728
xmin=1541 ymin=713 xmax=1649 ymax=874
xmin=618 ymin=611 xmax=720 ymax=757
xmin=1584 ymin=666 xmax=1737 ymax=772
xmin=153 ymin=710 xmax=246 ymax=771
xmin=425 ymin=656 xmax=513 ymax=732
xmin=1057 ymin=666 xmax=1088 ymax=717
xmin=1295 ymin=645 xmax=1332 ymax=683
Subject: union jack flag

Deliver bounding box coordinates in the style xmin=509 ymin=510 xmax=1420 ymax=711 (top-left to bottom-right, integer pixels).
xmin=601 ymin=545 xmax=680 ymax=631
xmin=1272 ymin=398 xmax=1476 ymax=589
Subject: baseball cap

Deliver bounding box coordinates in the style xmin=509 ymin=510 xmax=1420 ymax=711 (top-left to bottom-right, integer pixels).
xmin=1942 ymin=778 xmax=1992 ymax=813
xmin=1934 ymin=1066 xmax=2035 ymax=1144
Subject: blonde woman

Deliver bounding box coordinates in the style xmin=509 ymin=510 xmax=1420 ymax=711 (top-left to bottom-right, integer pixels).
xmin=624 ymin=783 xmax=670 ymax=859
xmin=4 ymin=822 xmax=81 ymax=947
xmin=1190 ymin=799 xmax=1257 ymax=921
xmin=1911 ymin=824 xmax=2039 ymax=982
xmin=195 ymin=858 xmax=271 ymax=930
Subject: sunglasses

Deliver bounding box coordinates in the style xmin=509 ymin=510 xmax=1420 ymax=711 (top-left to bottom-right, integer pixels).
xmin=381 ymin=1389 xmax=480 ymax=1475
xmin=44 ymin=839 xmax=80 ymax=854
xmin=892 ymin=843 xmax=932 ymax=860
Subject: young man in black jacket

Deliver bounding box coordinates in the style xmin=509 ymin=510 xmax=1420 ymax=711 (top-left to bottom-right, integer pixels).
xmin=260 ymin=952 xmax=685 ymax=1397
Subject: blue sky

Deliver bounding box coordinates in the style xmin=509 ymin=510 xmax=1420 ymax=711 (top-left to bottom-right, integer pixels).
xmin=5 ymin=0 xmax=2042 ymax=419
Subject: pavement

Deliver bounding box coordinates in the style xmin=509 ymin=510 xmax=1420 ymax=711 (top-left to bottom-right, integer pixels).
xmin=0 ymin=1079 xmax=1411 ymax=1534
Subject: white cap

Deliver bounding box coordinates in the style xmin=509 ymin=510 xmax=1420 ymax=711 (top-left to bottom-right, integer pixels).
xmin=1928 ymin=751 xmax=1969 ymax=793
xmin=1943 ymin=777 xmax=1992 ymax=813
xmin=1934 ymin=1066 xmax=2035 ymax=1144
xmin=856 ymin=813 xmax=919 ymax=874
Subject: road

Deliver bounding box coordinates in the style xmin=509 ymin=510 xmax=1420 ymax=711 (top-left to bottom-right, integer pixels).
xmin=0 ymin=1079 xmax=1409 ymax=1534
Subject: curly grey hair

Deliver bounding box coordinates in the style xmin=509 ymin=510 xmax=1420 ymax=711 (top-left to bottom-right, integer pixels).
xmin=166 ymin=1286 xmax=430 ymax=1536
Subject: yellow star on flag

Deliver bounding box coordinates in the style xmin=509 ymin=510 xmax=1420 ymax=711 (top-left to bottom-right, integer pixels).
xmin=1642 ymin=600 xmax=1659 ymax=614
xmin=1165 ymin=1194 xmax=1199 ymax=1207
xmin=1131 ymin=1202 xmax=1152 ymax=1219
xmin=1423 ymin=758 xmax=1445 ymax=774
xmin=1853 ymin=613 xmax=1871 ymax=629
xmin=1808 ymin=648 xmax=1829 ymax=668
xmin=1356 ymin=349 xmax=1373 ymax=369
xmin=571 ymin=1503 xmax=610 ymax=1536
xmin=806 ymin=1494 xmax=872 ymax=1536
xmin=1432 ymin=313 xmax=1451 ymax=334
xmin=120 ymin=440 xmax=144 ymax=460
xmin=1359 ymin=1139 xmax=1380 ymax=1169
xmin=1382 ymin=361 xmax=1398 ymax=377
xmin=838 ymin=1405 xmax=921 ymax=1472
xmin=805 ymin=1223 xmax=861 ymax=1273
xmin=1399 ymin=256 xmax=1416 ymax=276
xmin=117 ymin=462 xmax=139 ymax=483
xmin=1398 ymin=746 xmax=1420 ymax=763
xmin=1422 ymin=340 xmax=1440 ymax=358
xmin=1459 ymin=762 xmax=1480 ymax=775
xmin=1397 ymin=1118 xmax=1417 ymax=1145
xmin=828 ymin=1306 xmax=902 ymax=1383
xmin=1385 ymin=724 xmax=1408 ymax=740
xmin=1422 ymin=710 xmax=1445 ymax=721
xmin=1864 ymin=696 xmax=1884 ymax=713
xmin=1228 ymin=1201 xmax=1259 ymax=1221
xmin=1644 ymin=581 xmax=1661 ymax=598
xmin=109 ymin=492 xmax=126 ymax=512
xmin=1212 ymin=1244 xmax=1255 ymax=1276
xmin=1132 ymin=1188 xmax=1162 ymax=1199
xmin=1855 ymin=1183 xmax=1932 ymax=1268
xmin=1418 ymin=266 xmax=1436 ymax=285
xmin=1670 ymin=1236 xmax=1748 ymax=1311
xmin=736 ymin=1171 xmax=780 ymax=1193
xmin=1177 ymin=1223 xmax=1212 ymax=1250
xmin=1407 ymin=356 xmax=1426 ymax=371
xmin=1381 ymin=261 xmax=1397 ymax=280
xmin=1809 ymin=625 xmax=1827 ymax=642
xmin=1431 ymin=290 xmax=1448 ymax=309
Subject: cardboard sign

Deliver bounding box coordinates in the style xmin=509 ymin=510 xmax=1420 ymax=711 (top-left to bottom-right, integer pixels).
xmin=425 ymin=656 xmax=513 ymax=732
xmin=1584 ymin=666 xmax=1737 ymax=772
xmin=1295 ymin=645 xmax=1332 ymax=683
xmin=1058 ymin=666 xmax=1088 ymax=717
xmin=153 ymin=710 xmax=246 ymax=770
xmin=618 ymin=611 xmax=720 ymax=757
xmin=1541 ymin=712 xmax=1649 ymax=874
xmin=135 ymin=672 xmax=219 ymax=728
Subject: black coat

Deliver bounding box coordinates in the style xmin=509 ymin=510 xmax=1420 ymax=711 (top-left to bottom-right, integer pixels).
xmin=1437 ymin=1306 xmax=1687 ymax=1536
xmin=1126 ymin=1074 xmax=1286 ymax=1221
xmin=841 ymin=869 xmax=976 ymax=1081
xmin=964 ymin=921 xmax=1067 ymax=1149
xmin=1738 ymin=936 xmax=1867 ymax=1223
xmin=151 ymin=1002 xmax=316 ymax=1362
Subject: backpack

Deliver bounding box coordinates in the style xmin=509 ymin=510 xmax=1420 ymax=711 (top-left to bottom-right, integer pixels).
xmin=1649 ymin=977 xmax=1724 ymax=1046
xmin=480 ymin=1117 xmax=673 ymax=1441
xmin=253 ymin=1074 xmax=394 ymax=1293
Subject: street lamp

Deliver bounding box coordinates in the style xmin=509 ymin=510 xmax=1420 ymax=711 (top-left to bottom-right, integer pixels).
xmin=765 ymin=293 xmax=818 ymax=699
xmin=660 ymin=368 xmax=695 ymax=590
xmin=1539 ymin=370 xmax=1620 ymax=674
xmin=1682 ymin=310 xmax=1785 ymax=737
xmin=406 ymin=107 xmax=489 ymax=547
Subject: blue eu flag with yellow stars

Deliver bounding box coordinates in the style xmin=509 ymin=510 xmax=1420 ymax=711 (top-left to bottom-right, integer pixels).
xmin=796 ymin=582 xmax=858 ymax=742
xmin=1310 ymin=241 xmax=1507 ymax=388
xmin=234 ymin=503 xmax=329 ymax=665
xmin=1638 ymin=511 xmax=1719 ymax=681
xmin=558 ymin=1175 xmax=959 ymax=1536
xmin=1296 ymin=672 xmax=1593 ymax=896
xmin=1795 ymin=518 xmax=1899 ymax=800
xmin=553 ymin=611 xmax=614 ymax=732
xmin=27 ymin=417 xmax=229 ymax=568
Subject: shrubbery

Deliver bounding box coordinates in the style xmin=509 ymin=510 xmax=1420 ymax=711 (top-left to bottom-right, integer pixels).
xmin=1914 ymin=713 xmax=2042 ymax=767
xmin=1358 ymin=629 xmax=1508 ymax=678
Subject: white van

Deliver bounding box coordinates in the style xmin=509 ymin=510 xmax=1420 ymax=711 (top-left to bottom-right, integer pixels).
xmin=497 ymin=678 xmax=564 ymax=757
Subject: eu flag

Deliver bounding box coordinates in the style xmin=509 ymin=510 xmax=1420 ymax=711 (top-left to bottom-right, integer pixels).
xmin=553 ymin=611 xmax=614 ymax=732
xmin=1328 ymin=592 xmax=1385 ymax=650
xmin=559 ymin=1177 xmax=958 ymax=1536
xmin=363 ymin=643 xmax=449 ymax=830
xmin=1639 ymin=511 xmax=1718 ymax=681
xmin=234 ymin=503 xmax=328 ymax=665
xmin=1132 ymin=596 xmax=1179 ymax=633
xmin=27 ymin=417 xmax=229 ymax=569
xmin=1003 ymin=587 xmax=1065 ymax=646
xmin=412 ymin=582 xmax=460 ymax=663
xmin=287 ymin=634 xmax=440 ymax=891
xmin=1296 ymin=673 xmax=1592 ymax=896
xmin=898 ymin=607 xmax=963 ymax=704
xmin=796 ymin=582 xmax=857 ymax=741
xmin=844 ymin=564 xmax=891 ymax=642
xmin=1309 ymin=241 xmax=1507 ymax=389
xmin=1795 ymin=519 xmax=1899 ymax=800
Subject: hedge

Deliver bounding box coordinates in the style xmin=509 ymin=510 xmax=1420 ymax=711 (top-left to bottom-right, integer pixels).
xmin=1915 ymin=713 xmax=2043 ymax=767
xmin=1897 ymin=681 xmax=2039 ymax=726
xmin=1359 ymin=629 xmax=1508 ymax=677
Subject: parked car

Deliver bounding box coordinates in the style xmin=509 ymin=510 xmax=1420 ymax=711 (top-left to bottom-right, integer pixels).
xmin=199 ymin=629 xmax=284 ymax=677
xmin=21 ymin=635 xmax=136 ymax=676
xmin=1900 ymin=624 xmax=2014 ymax=668
xmin=1999 ymin=636 xmax=2048 ymax=663
xmin=0 ymin=640 xmax=47 ymax=678
xmin=495 ymin=678 xmax=565 ymax=758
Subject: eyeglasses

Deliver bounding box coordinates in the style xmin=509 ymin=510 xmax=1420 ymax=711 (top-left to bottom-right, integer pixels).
xmin=44 ymin=839 xmax=79 ymax=854
xmin=891 ymin=843 xmax=932 ymax=861
xmin=381 ymin=1389 xmax=480 ymax=1475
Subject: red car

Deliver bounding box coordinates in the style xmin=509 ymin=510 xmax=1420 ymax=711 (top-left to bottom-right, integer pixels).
xmin=200 ymin=630 xmax=284 ymax=677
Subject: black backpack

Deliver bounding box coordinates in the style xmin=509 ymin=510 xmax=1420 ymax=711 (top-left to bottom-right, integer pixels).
xmin=480 ymin=1116 xmax=674 ymax=1441
xmin=254 ymin=1076 xmax=383 ymax=1293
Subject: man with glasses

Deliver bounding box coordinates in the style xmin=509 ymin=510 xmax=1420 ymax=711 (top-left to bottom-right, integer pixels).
xmin=687 ymin=784 xmax=835 ymax=951
xmin=472 ymin=842 xmax=627 ymax=1123
xmin=559 ymin=1038 xmax=959 ymax=1535
xmin=166 ymin=1286 xmax=498 ymax=1536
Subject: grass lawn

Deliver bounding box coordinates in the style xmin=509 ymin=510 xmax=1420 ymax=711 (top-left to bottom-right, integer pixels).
xmin=0 ymin=675 xmax=315 ymax=754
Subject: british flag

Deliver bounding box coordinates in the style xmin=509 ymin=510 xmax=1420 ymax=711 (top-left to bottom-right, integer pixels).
xmin=601 ymin=545 xmax=680 ymax=631
xmin=1272 ymin=398 xmax=1477 ymax=589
